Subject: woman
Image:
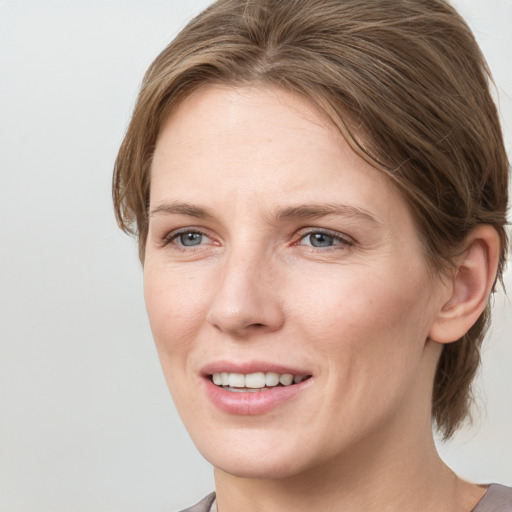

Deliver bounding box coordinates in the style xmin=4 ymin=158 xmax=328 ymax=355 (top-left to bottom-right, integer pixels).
xmin=113 ymin=0 xmax=510 ymax=510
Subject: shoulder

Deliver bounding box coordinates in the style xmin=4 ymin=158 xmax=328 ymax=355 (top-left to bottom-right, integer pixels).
xmin=178 ymin=493 xmax=216 ymax=512
xmin=473 ymin=484 xmax=512 ymax=511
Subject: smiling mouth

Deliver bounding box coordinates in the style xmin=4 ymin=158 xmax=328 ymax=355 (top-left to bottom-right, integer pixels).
xmin=210 ymin=372 xmax=312 ymax=392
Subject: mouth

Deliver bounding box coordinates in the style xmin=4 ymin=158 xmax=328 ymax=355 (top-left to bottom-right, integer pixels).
xmin=210 ymin=371 xmax=312 ymax=392
xmin=202 ymin=362 xmax=313 ymax=414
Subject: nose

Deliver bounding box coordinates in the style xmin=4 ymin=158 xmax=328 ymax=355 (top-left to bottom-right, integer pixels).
xmin=206 ymin=251 xmax=285 ymax=337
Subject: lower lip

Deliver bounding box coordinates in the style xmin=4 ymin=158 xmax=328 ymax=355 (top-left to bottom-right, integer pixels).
xmin=203 ymin=377 xmax=312 ymax=415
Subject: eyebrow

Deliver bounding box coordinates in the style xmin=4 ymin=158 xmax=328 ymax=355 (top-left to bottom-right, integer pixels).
xmin=149 ymin=201 xmax=379 ymax=225
xmin=273 ymin=203 xmax=380 ymax=225
xmin=149 ymin=202 xmax=215 ymax=220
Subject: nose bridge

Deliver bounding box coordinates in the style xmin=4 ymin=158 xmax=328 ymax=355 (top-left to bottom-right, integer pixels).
xmin=207 ymin=240 xmax=283 ymax=335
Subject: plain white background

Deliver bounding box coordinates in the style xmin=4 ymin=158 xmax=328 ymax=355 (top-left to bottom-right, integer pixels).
xmin=0 ymin=1 xmax=510 ymax=510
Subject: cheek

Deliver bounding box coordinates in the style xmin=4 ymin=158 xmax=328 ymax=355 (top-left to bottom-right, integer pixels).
xmin=143 ymin=263 xmax=210 ymax=362
xmin=143 ymin=265 xmax=211 ymax=416
xmin=296 ymin=278 xmax=433 ymax=443
xmin=292 ymin=262 xmax=434 ymax=378
xmin=294 ymin=261 xmax=430 ymax=331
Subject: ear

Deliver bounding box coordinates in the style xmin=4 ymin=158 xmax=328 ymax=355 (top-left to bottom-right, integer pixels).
xmin=428 ymin=225 xmax=501 ymax=344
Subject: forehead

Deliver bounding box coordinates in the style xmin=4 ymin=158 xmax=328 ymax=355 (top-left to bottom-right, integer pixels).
xmin=150 ymin=84 xmax=407 ymax=226
xmin=153 ymin=84 xmax=341 ymax=171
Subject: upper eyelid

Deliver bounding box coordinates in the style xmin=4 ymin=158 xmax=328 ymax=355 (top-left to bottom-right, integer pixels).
xmin=295 ymin=227 xmax=354 ymax=244
xmin=165 ymin=227 xmax=206 ymax=237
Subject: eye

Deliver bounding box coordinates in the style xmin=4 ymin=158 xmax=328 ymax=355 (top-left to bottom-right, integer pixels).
xmin=178 ymin=232 xmax=206 ymax=246
xmin=165 ymin=229 xmax=212 ymax=248
xmin=297 ymin=230 xmax=352 ymax=249
xmin=303 ymin=232 xmax=336 ymax=248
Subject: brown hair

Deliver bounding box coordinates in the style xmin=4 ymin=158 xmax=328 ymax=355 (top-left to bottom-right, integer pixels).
xmin=113 ymin=0 xmax=509 ymax=438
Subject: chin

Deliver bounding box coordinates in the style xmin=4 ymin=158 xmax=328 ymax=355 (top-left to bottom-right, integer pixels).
xmin=191 ymin=427 xmax=329 ymax=481
xmin=210 ymin=452 xmax=311 ymax=480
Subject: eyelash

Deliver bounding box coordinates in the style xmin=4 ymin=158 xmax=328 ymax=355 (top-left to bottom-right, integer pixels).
xmin=295 ymin=228 xmax=354 ymax=250
xmin=162 ymin=228 xmax=213 ymax=250
xmin=161 ymin=227 xmax=354 ymax=252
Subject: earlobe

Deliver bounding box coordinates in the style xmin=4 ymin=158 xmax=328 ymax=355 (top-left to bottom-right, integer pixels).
xmin=428 ymin=225 xmax=500 ymax=344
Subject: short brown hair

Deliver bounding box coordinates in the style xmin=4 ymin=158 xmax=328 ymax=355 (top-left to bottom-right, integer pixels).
xmin=113 ymin=0 xmax=509 ymax=438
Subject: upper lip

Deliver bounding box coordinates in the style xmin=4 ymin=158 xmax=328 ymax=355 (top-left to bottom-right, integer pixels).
xmin=200 ymin=360 xmax=312 ymax=377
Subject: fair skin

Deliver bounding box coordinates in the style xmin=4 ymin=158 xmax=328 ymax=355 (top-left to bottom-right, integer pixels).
xmin=144 ymin=85 xmax=498 ymax=511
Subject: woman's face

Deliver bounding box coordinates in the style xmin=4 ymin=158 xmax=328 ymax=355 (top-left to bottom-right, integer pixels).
xmin=144 ymin=85 xmax=448 ymax=479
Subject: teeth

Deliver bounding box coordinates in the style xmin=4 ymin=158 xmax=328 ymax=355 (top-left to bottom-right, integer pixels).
xmin=228 ymin=373 xmax=245 ymax=388
xmin=211 ymin=371 xmax=308 ymax=389
xmin=265 ymin=372 xmax=280 ymax=387
xmin=224 ymin=387 xmax=262 ymax=393
xmin=279 ymin=374 xmax=293 ymax=386
xmin=245 ymin=372 xmax=266 ymax=388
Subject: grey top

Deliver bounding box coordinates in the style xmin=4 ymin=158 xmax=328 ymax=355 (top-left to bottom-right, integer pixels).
xmin=179 ymin=493 xmax=215 ymax=512
xmin=180 ymin=484 xmax=512 ymax=512
xmin=473 ymin=484 xmax=512 ymax=512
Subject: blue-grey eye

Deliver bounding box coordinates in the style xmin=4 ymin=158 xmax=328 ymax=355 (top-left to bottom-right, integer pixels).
xmin=178 ymin=232 xmax=204 ymax=246
xmin=306 ymin=232 xmax=336 ymax=247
